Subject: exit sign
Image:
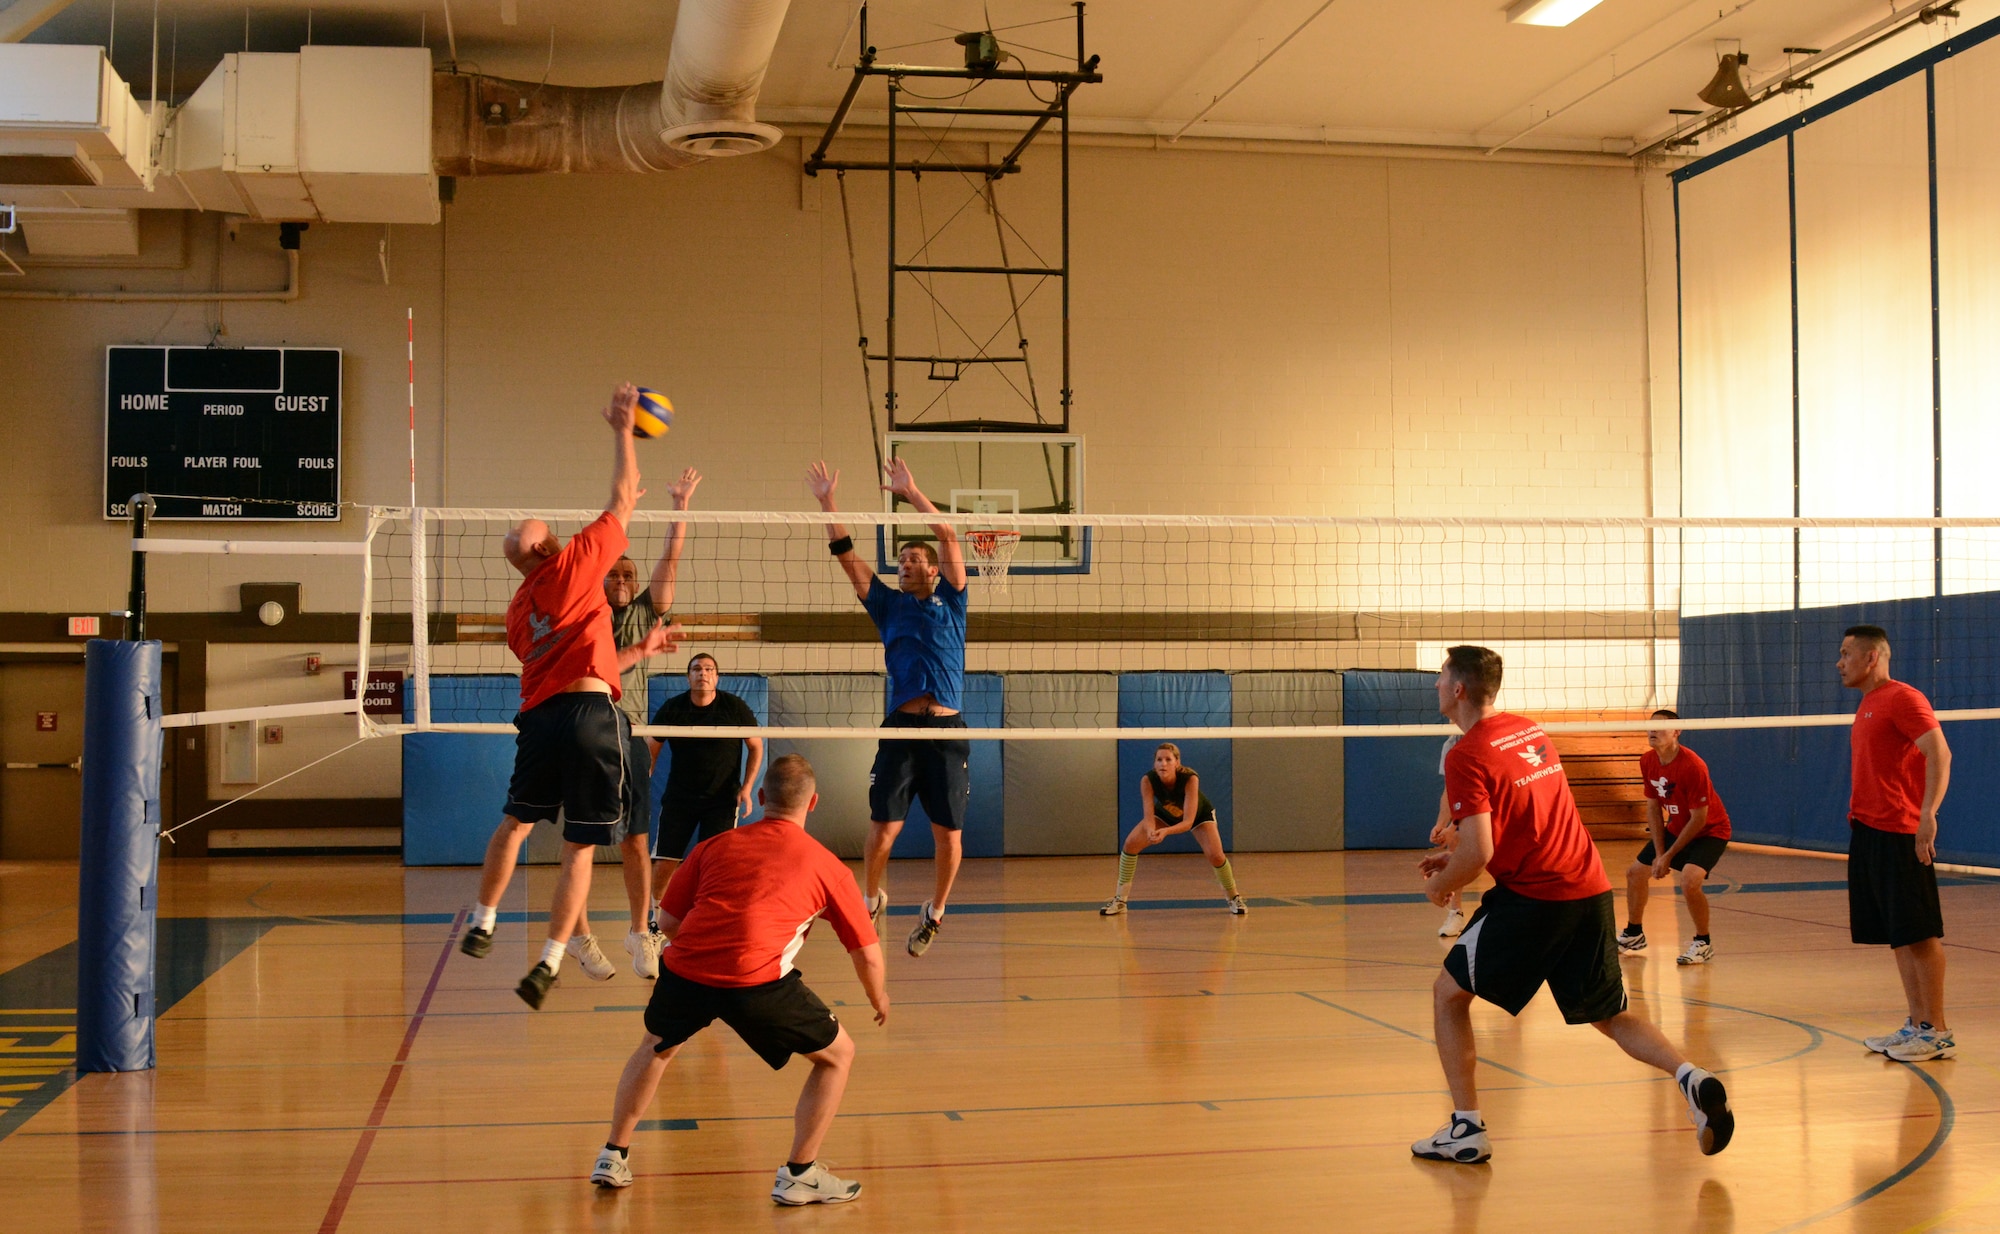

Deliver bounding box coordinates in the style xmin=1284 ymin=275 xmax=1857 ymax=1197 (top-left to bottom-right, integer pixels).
xmin=67 ymin=616 xmax=99 ymax=636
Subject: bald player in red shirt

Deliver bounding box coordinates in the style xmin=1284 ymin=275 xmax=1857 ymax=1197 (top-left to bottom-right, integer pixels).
xmin=458 ymin=383 xmax=679 ymax=1010
xmin=1413 ymin=645 xmax=1733 ymax=1165
xmin=589 ymin=754 xmax=890 ymax=1205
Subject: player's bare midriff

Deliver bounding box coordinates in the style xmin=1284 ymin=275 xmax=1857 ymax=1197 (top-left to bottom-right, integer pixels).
xmin=895 ymin=696 xmax=958 ymax=717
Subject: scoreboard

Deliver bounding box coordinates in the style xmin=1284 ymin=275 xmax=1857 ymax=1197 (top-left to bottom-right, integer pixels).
xmin=104 ymin=346 xmax=342 ymax=521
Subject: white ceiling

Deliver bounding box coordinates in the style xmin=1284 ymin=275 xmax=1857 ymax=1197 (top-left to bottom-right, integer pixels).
xmin=20 ymin=0 xmax=1973 ymax=154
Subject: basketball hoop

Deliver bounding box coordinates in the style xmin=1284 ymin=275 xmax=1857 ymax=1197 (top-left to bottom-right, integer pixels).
xmin=966 ymin=529 xmax=1023 ymax=594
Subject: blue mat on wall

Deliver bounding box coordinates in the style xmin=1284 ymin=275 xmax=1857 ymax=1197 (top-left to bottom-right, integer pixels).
xmin=1342 ymin=670 xmax=1445 ymax=850
xmin=1118 ymin=673 xmax=1231 ymax=853
xmin=1681 ymin=592 xmax=2000 ymax=865
xmin=896 ymin=673 xmax=1004 ymax=860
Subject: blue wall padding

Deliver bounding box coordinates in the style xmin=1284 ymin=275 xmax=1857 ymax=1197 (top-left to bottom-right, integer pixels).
xmin=1118 ymin=673 xmax=1232 ymax=853
xmin=645 ymin=674 xmax=769 ymax=860
xmin=77 ymin=639 xmax=162 ymax=1073
xmin=418 ymin=675 xmax=519 ymax=723
xmin=403 ymin=733 xmax=515 ymax=865
xmin=1680 ymin=591 xmax=2000 ymax=863
xmin=1341 ymin=670 xmax=1446 ymax=850
xmin=898 ymin=673 xmax=1004 ymax=859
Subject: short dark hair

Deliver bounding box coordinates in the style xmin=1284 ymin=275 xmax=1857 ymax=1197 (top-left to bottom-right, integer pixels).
xmin=1844 ymin=624 xmax=1890 ymax=651
xmin=1650 ymin=708 xmax=1679 ymax=720
xmin=899 ymin=541 xmax=939 ymax=567
xmin=1444 ymin=645 xmax=1503 ymax=705
xmin=763 ymin=753 xmax=816 ymax=812
xmin=687 ymin=652 xmax=718 ymax=673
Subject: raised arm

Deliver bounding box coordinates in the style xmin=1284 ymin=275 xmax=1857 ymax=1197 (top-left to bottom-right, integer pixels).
xmin=848 ymin=941 xmax=890 ymax=1025
xmin=808 ymin=461 xmax=874 ymax=601
xmin=615 ymin=619 xmax=682 ymax=672
xmin=1915 ymin=726 xmax=1951 ymax=865
xmin=650 ymin=467 xmax=702 ymax=612
xmin=602 ymin=383 xmax=644 ymax=529
xmin=882 ymin=458 xmax=966 ymax=590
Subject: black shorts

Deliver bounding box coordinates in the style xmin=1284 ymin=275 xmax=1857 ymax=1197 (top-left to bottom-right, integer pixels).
xmin=1849 ymin=819 xmax=1944 ymax=947
xmin=1634 ymin=834 xmax=1729 ymax=874
xmin=504 ymin=693 xmax=631 ymax=847
xmin=644 ymin=968 xmax=841 ymax=1070
xmin=869 ymin=712 xmax=970 ymax=831
xmin=652 ymin=793 xmax=739 ymax=861
xmin=1444 ymin=886 xmax=1627 ymax=1025
xmin=618 ymin=733 xmax=653 ymax=844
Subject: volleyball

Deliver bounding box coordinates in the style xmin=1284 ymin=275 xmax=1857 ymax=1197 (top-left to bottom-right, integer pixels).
xmin=633 ymin=387 xmax=674 ymax=438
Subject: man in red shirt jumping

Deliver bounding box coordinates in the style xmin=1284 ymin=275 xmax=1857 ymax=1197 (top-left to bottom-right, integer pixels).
xmin=1619 ymin=708 xmax=1733 ymax=965
xmin=458 ymin=384 xmax=678 ymax=1010
xmin=589 ymin=754 xmax=890 ymax=1205
xmin=1415 ymin=646 xmax=1733 ymax=1165
xmin=1839 ymin=624 xmax=1954 ymax=1062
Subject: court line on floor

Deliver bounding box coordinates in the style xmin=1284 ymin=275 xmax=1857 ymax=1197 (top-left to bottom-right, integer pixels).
xmin=315 ymin=907 xmax=465 ymax=1234
xmin=1295 ymin=991 xmax=1554 ymax=1086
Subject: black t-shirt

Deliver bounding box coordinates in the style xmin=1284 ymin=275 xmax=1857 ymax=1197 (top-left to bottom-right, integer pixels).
xmin=1147 ymin=769 xmax=1215 ymax=825
xmin=651 ymin=690 xmax=758 ymax=802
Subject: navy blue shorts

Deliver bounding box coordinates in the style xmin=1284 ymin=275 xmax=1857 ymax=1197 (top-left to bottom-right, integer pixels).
xmin=505 ymin=693 xmax=630 ymax=847
xmin=869 ymin=712 xmax=970 ymax=830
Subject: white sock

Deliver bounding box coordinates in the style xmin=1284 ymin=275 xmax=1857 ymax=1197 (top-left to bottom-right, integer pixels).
xmin=1675 ymin=1062 xmax=1696 ymax=1085
xmin=540 ymin=938 xmax=565 ymax=972
xmin=1453 ymin=1108 xmax=1483 ymax=1129
xmin=471 ymin=904 xmax=497 ymax=932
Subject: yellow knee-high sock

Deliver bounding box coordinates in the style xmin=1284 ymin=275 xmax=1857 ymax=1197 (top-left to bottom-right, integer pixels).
xmin=1213 ymin=859 xmax=1240 ymax=899
xmin=1116 ymin=852 xmax=1138 ymax=896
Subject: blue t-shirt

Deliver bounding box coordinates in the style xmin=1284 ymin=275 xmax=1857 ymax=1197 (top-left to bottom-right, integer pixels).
xmin=862 ymin=575 xmax=967 ymax=712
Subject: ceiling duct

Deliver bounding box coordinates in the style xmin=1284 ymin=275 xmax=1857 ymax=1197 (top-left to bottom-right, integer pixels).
xmin=436 ymin=0 xmax=790 ymax=176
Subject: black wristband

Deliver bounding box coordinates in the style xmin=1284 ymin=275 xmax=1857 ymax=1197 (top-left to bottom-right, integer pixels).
xmin=828 ymin=535 xmax=854 ymax=556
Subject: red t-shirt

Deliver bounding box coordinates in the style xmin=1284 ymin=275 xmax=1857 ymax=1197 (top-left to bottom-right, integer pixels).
xmin=1445 ymin=712 xmax=1612 ymax=901
xmin=1849 ymin=680 xmax=1940 ymax=835
xmin=506 ymin=512 xmax=627 ymax=713
xmin=659 ymin=818 xmax=878 ymax=987
xmin=1638 ymin=746 xmax=1732 ymax=842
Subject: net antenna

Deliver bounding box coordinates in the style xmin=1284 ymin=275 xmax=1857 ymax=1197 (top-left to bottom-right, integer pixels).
xmin=966 ymin=528 xmax=1022 ymax=594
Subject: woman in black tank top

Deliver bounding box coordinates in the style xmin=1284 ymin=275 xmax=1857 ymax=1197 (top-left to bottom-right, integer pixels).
xmin=1098 ymin=743 xmax=1247 ymax=917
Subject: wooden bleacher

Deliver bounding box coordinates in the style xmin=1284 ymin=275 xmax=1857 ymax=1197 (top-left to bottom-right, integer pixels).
xmin=1545 ymin=711 xmax=1652 ymax=837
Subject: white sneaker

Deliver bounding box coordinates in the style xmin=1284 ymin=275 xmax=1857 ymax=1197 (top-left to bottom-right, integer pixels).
xmin=625 ymin=929 xmax=662 ymax=980
xmin=1678 ymin=1067 xmax=1734 ymax=1156
xmin=1098 ymin=895 xmax=1128 ymax=917
xmin=1886 ymin=1024 xmax=1956 ymax=1062
xmin=566 ymin=934 xmax=616 ymax=982
xmin=1438 ymin=908 xmax=1467 ymax=937
xmin=1411 ymin=1114 xmax=1491 ymax=1164
xmin=1676 ymin=937 xmax=1714 ymax=966
xmin=770 ymin=1162 xmax=861 ymax=1205
xmin=1228 ymin=895 xmax=1249 ymax=916
xmin=1865 ymin=1019 xmax=1918 ymax=1054
xmin=591 ymin=1148 xmax=633 ymax=1189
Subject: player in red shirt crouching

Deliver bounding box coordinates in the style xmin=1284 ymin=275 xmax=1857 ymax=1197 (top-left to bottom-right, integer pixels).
xmin=590 ymin=755 xmax=890 ymax=1205
xmin=1414 ymin=646 xmax=1733 ymax=1165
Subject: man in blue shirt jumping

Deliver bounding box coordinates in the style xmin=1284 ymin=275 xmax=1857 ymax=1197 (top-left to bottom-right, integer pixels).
xmin=808 ymin=456 xmax=969 ymax=958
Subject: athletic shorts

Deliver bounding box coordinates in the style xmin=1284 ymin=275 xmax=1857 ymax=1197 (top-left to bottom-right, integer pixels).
xmin=505 ymin=693 xmax=630 ymax=847
xmin=644 ymin=968 xmax=841 ymax=1069
xmin=1849 ymin=819 xmax=1944 ymax=948
xmin=869 ymin=711 xmax=971 ymax=831
xmin=652 ymin=793 xmax=740 ymax=861
xmin=616 ymin=734 xmax=653 ymax=845
xmin=1444 ymin=886 xmax=1626 ymax=1025
xmin=1634 ymin=834 xmax=1729 ymax=874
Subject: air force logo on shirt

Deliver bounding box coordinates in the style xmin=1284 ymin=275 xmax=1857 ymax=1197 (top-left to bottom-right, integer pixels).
xmin=1649 ymin=774 xmax=1672 ymax=797
xmin=1518 ymin=742 xmax=1549 ymax=768
xmin=529 ymin=611 xmax=554 ymax=643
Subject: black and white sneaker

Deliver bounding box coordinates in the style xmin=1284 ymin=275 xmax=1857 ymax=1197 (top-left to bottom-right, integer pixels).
xmin=906 ymin=901 xmax=942 ymax=957
xmin=459 ymin=926 xmax=494 ymax=959
xmin=1679 ymin=1067 xmax=1734 ymax=1156
xmin=1411 ymin=1114 xmax=1491 ymax=1164
xmin=591 ymin=1148 xmax=633 ymax=1189
xmin=1617 ymin=925 xmax=1647 ymax=954
xmin=516 ymin=962 xmax=557 ymax=1010
xmin=771 ymin=1162 xmax=861 ymax=1205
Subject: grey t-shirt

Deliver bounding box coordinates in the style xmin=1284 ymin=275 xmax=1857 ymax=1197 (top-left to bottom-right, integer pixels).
xmin=609 ymin=593 xmax=660 ymax=725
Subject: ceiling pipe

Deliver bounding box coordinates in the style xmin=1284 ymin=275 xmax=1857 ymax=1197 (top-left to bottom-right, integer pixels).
xmin=434 ymin=0 xmax=791 ymax=176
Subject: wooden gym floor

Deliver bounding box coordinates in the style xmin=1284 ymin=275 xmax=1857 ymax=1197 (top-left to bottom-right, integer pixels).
xmin=3 ymin=841 xmax=1998 ymax=1233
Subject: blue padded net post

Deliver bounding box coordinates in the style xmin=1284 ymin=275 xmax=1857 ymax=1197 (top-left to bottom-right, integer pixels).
xmin=77 ymin=638 xmax=163 ymax=1073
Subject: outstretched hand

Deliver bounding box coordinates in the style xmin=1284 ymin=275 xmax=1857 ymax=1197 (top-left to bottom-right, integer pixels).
xmin=637 ymin=619 xmax=684 ymax=658
xmin=668 ymin=467 xmax=703 ymax=508
xmin=881 ymin=457 xmax=917 ymax=499
xmin=604 ymin=383 xmax=639 ymax=435
xmin=807 ymin=460 xmax=839 ymax=508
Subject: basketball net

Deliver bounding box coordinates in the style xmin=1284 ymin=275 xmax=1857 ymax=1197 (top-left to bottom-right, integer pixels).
xmin=966 ymin=529 xmax=1023 ymax=595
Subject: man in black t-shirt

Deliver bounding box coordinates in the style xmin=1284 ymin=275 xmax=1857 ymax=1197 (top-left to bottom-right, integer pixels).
xmin=648 ymin=653 xmax=764 ymax=890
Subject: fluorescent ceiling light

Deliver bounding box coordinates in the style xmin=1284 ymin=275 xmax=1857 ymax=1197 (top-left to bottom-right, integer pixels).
xmin=1506 ymin=0 xmax=1607 ymax=27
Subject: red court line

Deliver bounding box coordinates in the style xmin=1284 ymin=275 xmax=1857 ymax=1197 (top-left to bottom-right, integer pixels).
xmin=317 ymin=908 xmax=466 ymax=1234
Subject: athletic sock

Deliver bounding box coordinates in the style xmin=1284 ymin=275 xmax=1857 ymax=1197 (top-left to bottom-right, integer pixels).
xmin=471 ymin=904 xmax=498 ymax=932
xmin=1116 ymin=852 xmax=1138 ymax=893
xmin=604 ymin=1143 xmax=628 ymax=1158
xmin=540 ymin=938 xmax=565 ymax=973
xmin=786 ymin=1161 xmax=813 ymax=1177
xmin=1694 ymin=934 xmax=1711 ymax=942
xmin=1453 ymin=1108 xmax=1484 ymax=1130
xmin=1213 ymin=859 xmax=1240 ymax=898
xmin=1622 ymin=922 xmax=1641 ymax=934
